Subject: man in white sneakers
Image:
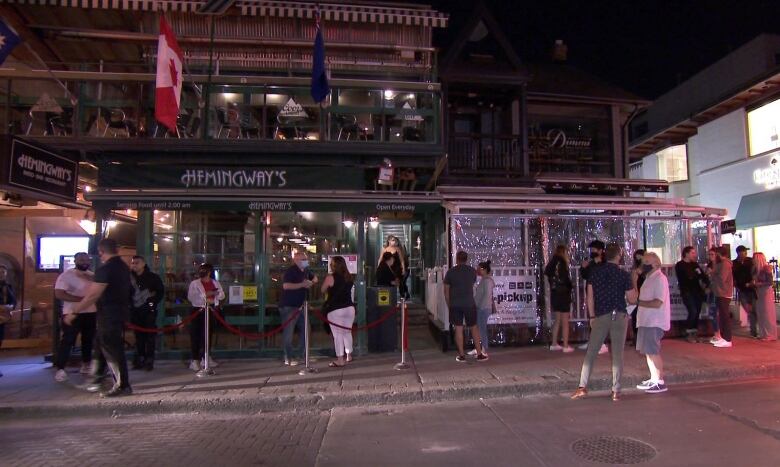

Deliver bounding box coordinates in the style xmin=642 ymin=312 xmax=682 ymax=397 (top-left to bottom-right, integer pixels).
xmin=53 ymin=253 xmax=96 ymax=382
xmin=634 ymin=252 xmax=671 ymax=394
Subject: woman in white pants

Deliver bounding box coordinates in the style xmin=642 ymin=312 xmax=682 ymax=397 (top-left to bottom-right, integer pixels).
xmin=321 ymin=256 xmax=355 ymax=367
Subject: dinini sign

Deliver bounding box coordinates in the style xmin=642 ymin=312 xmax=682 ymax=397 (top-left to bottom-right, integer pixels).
xmin=753 ymin=156 xmax=780 ymax=190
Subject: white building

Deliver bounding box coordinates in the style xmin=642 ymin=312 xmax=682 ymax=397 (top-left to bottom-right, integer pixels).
xmin=630 ymin=34 xmax=780 ymax=262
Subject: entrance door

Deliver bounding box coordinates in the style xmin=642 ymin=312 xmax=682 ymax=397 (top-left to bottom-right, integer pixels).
xmin=369 ymin=222 xmax=423 ymax=302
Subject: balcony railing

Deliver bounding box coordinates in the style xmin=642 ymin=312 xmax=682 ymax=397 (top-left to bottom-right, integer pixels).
xmin=0 ymin=75 xmax=441 ymax=145
xmin=448 ymin=133 xmax=523 ymax=173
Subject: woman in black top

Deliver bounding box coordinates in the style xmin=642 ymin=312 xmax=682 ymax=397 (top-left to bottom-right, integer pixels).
xmin=376 ymin=252 xmax=399 ymax=287
xmin=545 ymin=245 xmax=574 ymax=351
xmin=321 ymin=256 xmax=355 ymax=367
xmin=629 ymin=249 xmax=646 ymax=344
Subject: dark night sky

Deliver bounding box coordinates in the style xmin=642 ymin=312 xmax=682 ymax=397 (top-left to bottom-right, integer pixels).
xmin=423 ymin=0 xmax=780 ymax=99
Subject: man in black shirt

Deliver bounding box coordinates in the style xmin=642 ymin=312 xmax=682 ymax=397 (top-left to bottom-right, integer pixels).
xmin=675 ymin=246 xmax=709 ymax=342
xmin=572 ymin=243 xmax=637 ymax=401
xmin=580 ymin=240 xmax=606 ymax=282
xmin=733 ymin=246 xmax=757 ymax=337
xmin=130 ymin=256 xmax=165 ymax=371
xmin=70 ymin=238 xmax=133 ymax=397
xmin=376 ymin=252 xmax=399 ymax=287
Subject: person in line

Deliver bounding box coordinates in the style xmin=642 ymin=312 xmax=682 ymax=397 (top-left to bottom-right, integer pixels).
xmin=444 ymin=251 xmax=487 ymax=362
xmin=129 ymin=256 xmax=165 ymax=371
xmin=0 ymin=265 xmax=17 ymax=378
xmin=579 ymin=240 xmax=608 ymax=354
xmin=279 ymin=252 xmax=318 ymax=366
xmin=380 ymin=235 xmax=408 ymax=300
xmin=571 ymin=243 xmax=637 ymax=401
xmin=752 ymin=252 xmax=777 ymax=341
xmin=471 ymin=260 xmax=495 ymax=357
xmin=69 ymin=239 xmax=133 ymax=397
xmin=733 ymin=245 xmax=757 ymax=338
xmin=710 ymin=246 xmax=734 ymax=348
xmin=321 ymin=256 xmax=355 ymax=367
xmin=628 ymin=249 xmax=646 ymax=345
xmin=634 ymin=252 xmax=671 ymax=394
xmin=675 ymin=246 xmax=709 ymax=343
xmin=53 ymin=253 xmax=96 ymax=382
xmin=705 ymin=249 xmax=722 ymax=343
xmin=187 ymin=263 xmax=225 ymax=371
xmin=545 ymin=245 xmax=574 ymax=352
xmin=376 ymin=252 xmax=400 ymax=287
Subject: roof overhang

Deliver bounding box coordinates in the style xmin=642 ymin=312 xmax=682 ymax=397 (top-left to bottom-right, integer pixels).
xmin=630 ymin=69 xmax=780 ymax=160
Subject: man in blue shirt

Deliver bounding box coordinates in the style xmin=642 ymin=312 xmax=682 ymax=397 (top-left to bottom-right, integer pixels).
xmin=279 ymin=252 xmax=318 ymax=366
xmin=572 ymin=243 xmax=638 ymax=401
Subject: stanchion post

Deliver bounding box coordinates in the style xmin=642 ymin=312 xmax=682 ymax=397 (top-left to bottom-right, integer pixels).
xmin=196 ymin=299 xmax=215 ymax=378
xmin=394 ymin=297 xmax=410 ymax=370
xmin=298 ymin=300 xmax=318 ymax=375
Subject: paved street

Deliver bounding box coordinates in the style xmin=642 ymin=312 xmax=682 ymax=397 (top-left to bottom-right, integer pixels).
xmin=3 ymin=378 xmax=779 ymax=466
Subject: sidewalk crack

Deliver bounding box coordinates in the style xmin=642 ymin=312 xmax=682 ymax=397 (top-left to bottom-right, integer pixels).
xmin=680 ymin=396 xmax=780 ymax=441
xmin=480 ymin=399 xmax=550 ymax=467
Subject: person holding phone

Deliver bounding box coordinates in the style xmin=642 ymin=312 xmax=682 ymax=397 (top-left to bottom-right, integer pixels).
xmin=280 ymin=252 xmax=318 ymax=366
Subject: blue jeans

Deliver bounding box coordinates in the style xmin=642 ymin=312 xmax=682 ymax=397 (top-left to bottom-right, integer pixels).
xmin=280 ymin=306 xmax=306 ymax=360
xmin=477 ymin=308 xmax=491 ymax=351
xmin=682 ymin=293 xmax=704 ymax=333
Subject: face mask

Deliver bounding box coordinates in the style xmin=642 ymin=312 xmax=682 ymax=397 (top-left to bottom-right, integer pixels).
xmin=75 ymin=263 xmax=90 ymax=272
xmin=198 ymin=270 xmax=209 ymax=278
xmin=590 ymin=252 xmax=600 ymax=260
xmin=641 ymin=264 xmax=654 ymax=274
xmin=299 ymin=260 xmax=309 ymax=269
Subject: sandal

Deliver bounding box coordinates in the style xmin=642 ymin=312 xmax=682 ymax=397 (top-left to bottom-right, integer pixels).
xmin=328 ymin=361 xmax=345 ymax=368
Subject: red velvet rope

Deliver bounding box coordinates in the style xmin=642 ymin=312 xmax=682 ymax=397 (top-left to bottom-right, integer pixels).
xmin=311 ymin=306 xmax=400 ymax=332
xmin=210 ymin=306 xmax=302 ymax=340
xmin=124 ymin=308 xmax=203 ymax=333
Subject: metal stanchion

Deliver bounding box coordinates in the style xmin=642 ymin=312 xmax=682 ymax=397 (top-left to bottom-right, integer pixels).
xmin=298 ymin=301 xmax=318 ymax=375
xmin=196 ymin=299 xmax=215 ymax=378
xmin=394 ymin=297 xmax=410 ymax=370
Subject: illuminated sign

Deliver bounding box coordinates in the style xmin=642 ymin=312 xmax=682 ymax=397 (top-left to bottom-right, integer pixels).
xmin=753 ymin=156 xmax=780 ymax=190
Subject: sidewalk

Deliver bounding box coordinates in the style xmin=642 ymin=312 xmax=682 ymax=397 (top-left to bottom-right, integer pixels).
xmin=1 ymin=335 xmax=779 ymax=419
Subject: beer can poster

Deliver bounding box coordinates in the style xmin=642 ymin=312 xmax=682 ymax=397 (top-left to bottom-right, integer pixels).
xmin=488 ymin=268 xmax=537 ymax=324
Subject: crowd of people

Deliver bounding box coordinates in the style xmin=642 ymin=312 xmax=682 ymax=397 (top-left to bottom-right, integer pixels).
xmin=36 ymin=234 xmax=779 ymax=399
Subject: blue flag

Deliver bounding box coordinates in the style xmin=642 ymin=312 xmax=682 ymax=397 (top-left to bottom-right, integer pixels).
xmin=310 ymin=13 xmax=329 ymax=103
xmin=0 ymin=19 xmax=21 ymax=66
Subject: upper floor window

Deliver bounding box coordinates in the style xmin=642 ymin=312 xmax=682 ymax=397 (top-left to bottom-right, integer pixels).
xmin=657 ymin=144 xmax=688 ymax=182
xmin=747 ymin=98 xmax=780 ymax=156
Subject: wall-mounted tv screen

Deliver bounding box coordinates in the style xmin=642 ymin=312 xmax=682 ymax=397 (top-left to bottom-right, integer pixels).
xmin=37 ymin=236 xmax=90 ymax=272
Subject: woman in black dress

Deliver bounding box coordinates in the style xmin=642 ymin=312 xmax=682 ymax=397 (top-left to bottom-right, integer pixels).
xmin=545 ymin=245 xmax=574 ymax=352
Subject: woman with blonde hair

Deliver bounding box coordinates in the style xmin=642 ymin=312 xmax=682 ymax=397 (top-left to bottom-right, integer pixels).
xmin=752 ymin=253 xmax=777 ymax=341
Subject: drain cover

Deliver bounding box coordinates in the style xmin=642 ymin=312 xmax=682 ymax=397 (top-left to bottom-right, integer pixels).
xmin=571 ymin=436 xmax=656 ymax=464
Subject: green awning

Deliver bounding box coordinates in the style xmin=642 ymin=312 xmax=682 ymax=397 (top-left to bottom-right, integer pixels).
xmin=735 ymin=190 xmax=780 ymax=229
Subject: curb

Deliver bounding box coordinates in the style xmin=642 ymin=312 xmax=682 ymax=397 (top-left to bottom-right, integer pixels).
xmin=3 ymin=362 xmax=780 ymax=420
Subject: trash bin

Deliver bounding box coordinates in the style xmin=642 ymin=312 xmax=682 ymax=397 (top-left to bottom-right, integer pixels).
xmin=366 ymin=287 xmax=398 ymax=352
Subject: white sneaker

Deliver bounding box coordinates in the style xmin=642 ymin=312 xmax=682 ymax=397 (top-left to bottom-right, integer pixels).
xmin=201 ymin=356 xmax=219 ymax=368
xmin=55 ymin=369 xmax=68 ymax=382
xmin=549 ymin=344 xmax=563 ymax=351
xmin=578 ymin=343 xmax=589 ymax=350
xmin=467 ymin=349 xmax=478 ymax=356
xmin=636 ymin=379 xmax=655 ymax=390
xmin=189 ymin=360 xmax=201 ymax=371
xmin=598 ymin=344 xmax=609 ymax=355
xmin=562 ymin=346 xmax=575 ymax=353
xmin=80 ymin=362 xmax=92 ymax=374
xmin=709 ymin=336 xmax=720 ymax=344
xmin=713 ymin=339 xmax=733 ymax=348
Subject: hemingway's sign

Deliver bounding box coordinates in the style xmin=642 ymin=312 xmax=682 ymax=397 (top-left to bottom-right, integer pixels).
xmin=7 ymin=139 xmax=78 ymax=200
xmin=180 ymin=169 xmax=287 ymax=188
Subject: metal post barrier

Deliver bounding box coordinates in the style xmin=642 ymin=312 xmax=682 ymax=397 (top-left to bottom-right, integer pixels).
xmin=394 ymin=297 xmax=410 ymax=370
xmin=298 ymin=301 xmax=318 ymax=375
xmin=196 ymin=300 xmax=215 ymax=378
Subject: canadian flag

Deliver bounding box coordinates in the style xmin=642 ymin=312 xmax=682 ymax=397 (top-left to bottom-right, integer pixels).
xmin=155 ymin=17 xmax=184 ymax=133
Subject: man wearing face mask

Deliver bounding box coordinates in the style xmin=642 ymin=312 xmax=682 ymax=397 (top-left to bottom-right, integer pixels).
xmin=579 ymin=240 xmax=608 ymax=354
xmin=187 ymin=263 xmax=225 ymax=371
xmin=279 ymin=252 xmax=318 ymax=366
xmin=130 ymin=256 xmax=165 ymax=371
xmin=53 ymin=252 xmax=97 ymax=382
xmin=634 ymin=252 xmax=671 ymax=394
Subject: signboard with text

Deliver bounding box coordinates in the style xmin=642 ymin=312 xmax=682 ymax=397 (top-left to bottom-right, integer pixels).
xmin=5 ymin=139 xmax=78 ymax=201
xmin=488 ymin=268 xmax=538 ymax=325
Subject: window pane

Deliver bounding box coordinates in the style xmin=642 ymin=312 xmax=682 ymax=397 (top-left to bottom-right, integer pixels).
xmin=748 ymin=98 xmax=780 ymax=156
xmin=657 ymin=144 xmax=688 ymax=182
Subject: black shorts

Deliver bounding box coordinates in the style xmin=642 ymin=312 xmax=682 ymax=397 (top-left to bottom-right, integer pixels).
xmin=450 ymin=306 xmax=477 ymax=327
xmin=550 ymin=289 xmax=572 ymax=313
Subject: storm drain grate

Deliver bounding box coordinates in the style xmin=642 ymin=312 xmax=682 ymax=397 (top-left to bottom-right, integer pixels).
xmin=571 ymin=436 xmax=656 ymax=464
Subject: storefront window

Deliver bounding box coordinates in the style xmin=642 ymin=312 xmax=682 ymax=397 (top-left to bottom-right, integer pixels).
xmin=657 ymin=144 xmax=688 ymax=182
xmin=755 ymin=224 xmax=780 ymax=262
xmin=747 ymin=98 xmax=780 ymax=156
